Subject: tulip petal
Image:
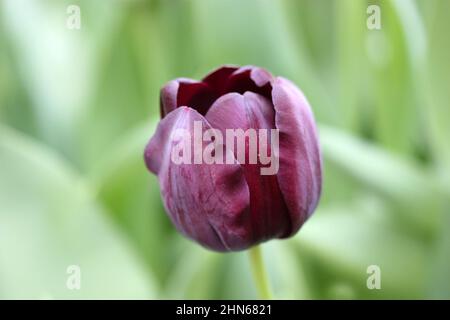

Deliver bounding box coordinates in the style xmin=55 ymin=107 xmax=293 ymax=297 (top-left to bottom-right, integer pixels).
xmin=160 ymin=79 xmax=179 ymax=117
xmin=202 ymin=65 xmax=239 ymax=95
xmin=160 ymin=66 xmax=275 ymax=118
xmin=226 ymin=66 xmax=274 ymax=99
xmin=160 ymin=78 xmax=218 ymax=117
xmin=206 ymin=92 xmax=291 ymax=240
xmin=272 ymin=77 xmax=322 ymax=234
xmin=177 ymin=82 xmax=218 ymax=116
xmin=144 ymin=107 xmax=252 ymax=251
xmin=160 ymin=78 xmax=201 ymax=117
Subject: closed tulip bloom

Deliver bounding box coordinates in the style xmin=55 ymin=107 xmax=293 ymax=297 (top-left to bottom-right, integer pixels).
xmin=144 ymin=65 xmax=322 ymax=251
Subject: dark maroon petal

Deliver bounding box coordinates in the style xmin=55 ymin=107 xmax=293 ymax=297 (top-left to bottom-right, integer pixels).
xmin=206 ymin=92 xmax=291 ymax=241
xmin=160 ymin=78 xmax=199 ymax=117
xmin=177 ymin=81 xmax=218 ymax=116
xmin=202 ymin=65 xmax=239 ymax=95
xmin=272 ymin=77 xmax=322 ymax=235
xmin=144 ymin=107 xmax=253 ymax=251
xmin=160 ymin=66 xmax=274 ymax=118
xmin=225 ymin=66 xmax=274 ymax=99
xmin=160 ymin=78 xmax=218 ymax=117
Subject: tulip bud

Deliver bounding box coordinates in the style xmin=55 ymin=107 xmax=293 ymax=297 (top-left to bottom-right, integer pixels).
xmin=144 ymin=65 xmax=322 ymax=251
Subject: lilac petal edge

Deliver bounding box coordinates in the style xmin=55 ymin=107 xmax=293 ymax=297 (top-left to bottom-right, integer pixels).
xmin=271 ymin=77 xmax=322 ymax=234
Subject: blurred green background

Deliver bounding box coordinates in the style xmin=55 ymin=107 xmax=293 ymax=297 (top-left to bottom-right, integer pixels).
xmin=0 ymin=0 xmax=449 ymax=299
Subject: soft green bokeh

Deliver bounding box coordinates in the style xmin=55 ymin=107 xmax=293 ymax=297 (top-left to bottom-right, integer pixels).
xmin=0 ymin=0 xmax=449 ymax=299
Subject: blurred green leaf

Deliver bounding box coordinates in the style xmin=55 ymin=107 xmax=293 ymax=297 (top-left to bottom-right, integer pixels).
xmin=294 ymin=205 xmax=427 ymax=298
xmin=92 ymin=121 xmax=174 ymax=283
xmin=164 ymin=242 xmax=224 ymax=299
xmin=420 ymin=0 xmax=450 ymax=171
xmin=0 ymin=126 xmax=155 ymax=299
xmin=320 ymin=125 xmax=439 ymax=234
xmin=370 ymin=1 xmax=418 ymax=154
xmin=265 ymin=242 xmax=312 ymax=299
xmin=427 ymin=209 xmax=450 ymax=299
xmin=335 ymin=0 xmax=366 ymax=131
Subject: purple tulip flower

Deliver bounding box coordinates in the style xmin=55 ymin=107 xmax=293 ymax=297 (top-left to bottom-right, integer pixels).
xmin=144 ymin=65 xmax=322 ymax=252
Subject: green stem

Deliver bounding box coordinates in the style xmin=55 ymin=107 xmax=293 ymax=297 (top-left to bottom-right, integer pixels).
xmin=248 ymin=245 xmax=273 ymax=299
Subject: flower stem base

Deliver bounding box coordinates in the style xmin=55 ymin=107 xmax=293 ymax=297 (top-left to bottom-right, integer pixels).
xmin=248 ymin=245 xmax=273 ymax=299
